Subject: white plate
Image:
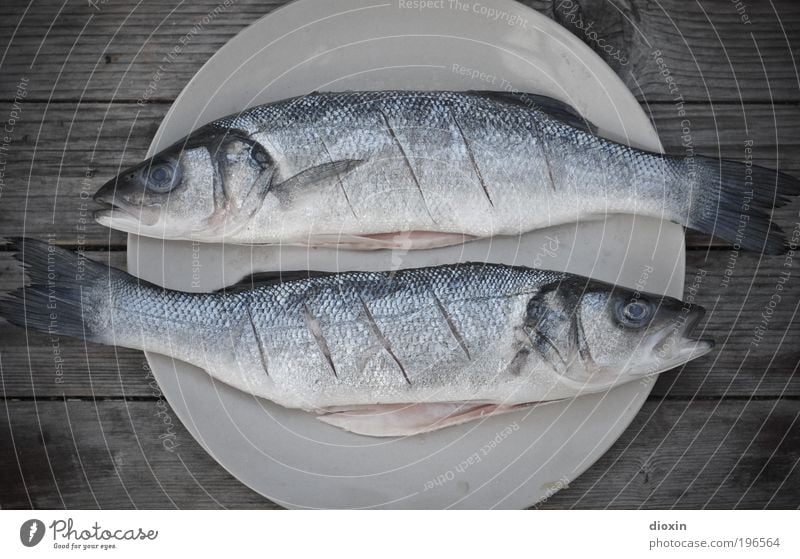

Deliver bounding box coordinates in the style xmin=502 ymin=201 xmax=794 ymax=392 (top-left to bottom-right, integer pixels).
xmin=127 ymin=0 xmax=683 ymax=508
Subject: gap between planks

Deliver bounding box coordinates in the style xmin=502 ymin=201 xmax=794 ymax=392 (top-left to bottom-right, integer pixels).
xmin=4 ymin=395 xmax=799 ymax=403
xmin=3 ymin=99 xmax=797 ymax=106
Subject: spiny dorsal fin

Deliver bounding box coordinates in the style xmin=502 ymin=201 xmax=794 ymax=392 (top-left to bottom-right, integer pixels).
xmin=470 ymin=90 xmax=597 ymax=134
xmin=214 ymin=270 xmax=334 ymax=294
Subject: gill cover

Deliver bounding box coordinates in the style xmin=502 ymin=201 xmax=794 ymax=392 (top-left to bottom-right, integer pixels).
xmin=94 ymin=124 xmax=274 ymax=237
xmin=195 ymin=125 xmax=275 ymax=228
xmin=518 ymin=278 xmax=711 ymax=389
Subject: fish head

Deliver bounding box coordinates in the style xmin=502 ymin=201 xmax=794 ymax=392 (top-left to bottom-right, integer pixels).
xmin=523 ymin=278 xmax=714 ymax=392
xmin=94 ymin=125 xmax=274 ymax=239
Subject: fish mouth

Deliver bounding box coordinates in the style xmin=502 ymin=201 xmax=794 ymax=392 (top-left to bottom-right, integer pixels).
xmin=94 ymin=192 xmax=159 ymax=230
xmin=652 ymin=304 xmax=715 ymax=366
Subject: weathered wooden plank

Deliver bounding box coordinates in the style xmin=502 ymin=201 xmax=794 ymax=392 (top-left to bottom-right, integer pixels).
xmin=0 ymin=399 xmax=276 ymax=509
xmin=0 ymin=398 xmax=796 ymax=508
xmin=0 ymin=250 xmax=147 ymax=398
xmin=0 ymin=101 xmax=161 ymax=246
xmin=0 ymin=0 xmax=795 ymax=514
xmin=547 ymin=0 xmax=800 ymax=102
xmin=647 ymin=101 xmax=800 ymax=247
xmin=0 ymin=0 xmax=283 ymax=102
xmin=536 ymin=397 xmax=800 ymax=509
xmin=1 ymin=1 xmax=798 ymax=102
xmin=0 ymin=249 xmax=797 ymax=398
xmin=648 ymin=249 xmax=800 ymax=398
xmin=1 ymin=102 xmax=798 ymax=245
xmin=651 ymin=103 xmax=800 ymax=166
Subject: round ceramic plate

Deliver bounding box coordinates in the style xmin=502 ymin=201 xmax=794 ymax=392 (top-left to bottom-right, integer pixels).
xmin=126 ymin=0 xmax=683 ymax=508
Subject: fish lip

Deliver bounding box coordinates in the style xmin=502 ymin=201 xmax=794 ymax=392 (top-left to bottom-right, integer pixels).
xmin=652 ymin=304 xmax=715 ymax=360
xmin=93 ymin=195 xmax=134 ymax=221
xmin=94 ymin=178 xmax=135 ymax=217
xmin=685 ymin=304 xmax=705 ymax=332
xmin=682 ymin=305 xmax=715 ymax=349
xmin=93 ymin=194 xmax=159 ymax=227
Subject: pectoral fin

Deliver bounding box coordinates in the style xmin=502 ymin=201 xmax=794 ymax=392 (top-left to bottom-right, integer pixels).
xmin=273 ymin=159 xmax=365 ymax=192
xmin=317 ymin=401 xmax=550 ymax=437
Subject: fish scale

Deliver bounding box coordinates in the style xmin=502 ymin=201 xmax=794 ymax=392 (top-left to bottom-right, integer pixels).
xmin=95 ymin=90 xmax=799 ymax=253
xmin=258 ymin=92 xmax=551 ymax=227
xmin=238 ymin=265 xmax=543 ymax=408
xmin=239 ymin=91 xmax=665 ymax=240
xmin=1 ymin=239 xmax=713 ymax=436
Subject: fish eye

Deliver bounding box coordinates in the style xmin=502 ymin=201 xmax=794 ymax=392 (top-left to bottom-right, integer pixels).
xmin=616 ymin=298 xmax=653 ymax=328
xmin=143 ymin=159 xmax=181 ymax=193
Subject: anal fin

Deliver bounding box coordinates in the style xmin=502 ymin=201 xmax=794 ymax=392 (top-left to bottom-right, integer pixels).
xmin=317 ymin=401 xmax=547 ymax=437
xmin=305 ymin=231 xmax=477 ymax=250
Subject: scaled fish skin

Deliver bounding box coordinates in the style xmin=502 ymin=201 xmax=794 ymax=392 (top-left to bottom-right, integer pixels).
xmin=94 ymin=90 xmax=799 ymax=253
xmin=0 ymin=239 xmax=713 ymax=437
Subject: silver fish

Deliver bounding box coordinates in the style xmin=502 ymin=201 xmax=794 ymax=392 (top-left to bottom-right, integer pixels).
xmin=94 ymin=90 xmax=798 ymax=253
xmin=0 ymin=239 xmax=712 ymax=436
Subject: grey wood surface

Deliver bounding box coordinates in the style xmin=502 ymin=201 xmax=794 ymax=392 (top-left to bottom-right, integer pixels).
xmin=0 ymin=0 xmax=798 ymax=509
xmin=1 ymin=399 xmax=796 ymax=509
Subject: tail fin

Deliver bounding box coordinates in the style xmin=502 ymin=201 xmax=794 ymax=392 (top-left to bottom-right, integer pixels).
xmin=688 ymin=156 xmax=800 ymax=254
xmin=0 ymin=238 xmax=124 ymax=342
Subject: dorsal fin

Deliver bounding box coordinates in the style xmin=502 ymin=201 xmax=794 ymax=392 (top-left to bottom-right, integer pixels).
xmin=470 ymin=90 xmax=598 ymax=134
xmin=214 ymin=270 xmax=335 ymax=294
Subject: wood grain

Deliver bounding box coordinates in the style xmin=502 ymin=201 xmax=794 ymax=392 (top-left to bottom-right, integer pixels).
xmin=1 ymin=1 xmax=798 ymax=102
xmin=1 ymin=398 xmax=795 ymax=508
xmin=0 ymin=399 xmax=275 ymax=509
xmin=546 ymin=0 xmax=800 ymax=102
xmin=1 ymin=0 xmax=798 ymax=510
xmin=537 ymin=397 xmax=800 ymax=509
